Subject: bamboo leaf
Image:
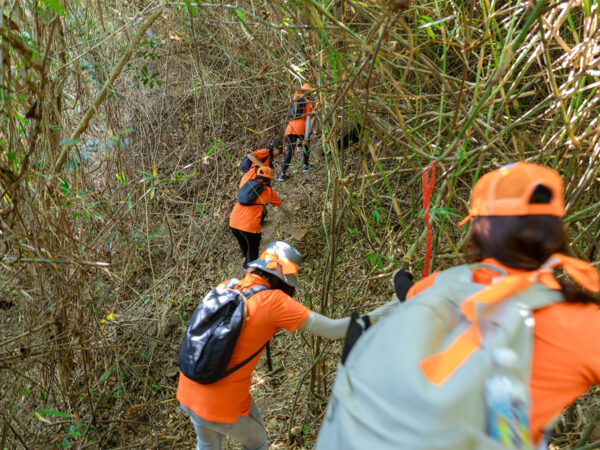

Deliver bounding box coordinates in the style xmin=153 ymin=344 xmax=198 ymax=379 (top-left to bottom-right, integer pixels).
xmin=36 ymin=408 xmax=73 ymax=418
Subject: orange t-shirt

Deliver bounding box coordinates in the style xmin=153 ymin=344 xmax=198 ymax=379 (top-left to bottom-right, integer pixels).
xmin=407 ymin=259 xmax=600 ymax=444
xmin=229 ymin=186 xmax=281 ymax=234
xmin=285 ymin=95 xmax=314 ymax=136
xmin=176 ymin=274 xmax=310 ymax=422
xmin=240 ymin=149 xmax=270 ymax=188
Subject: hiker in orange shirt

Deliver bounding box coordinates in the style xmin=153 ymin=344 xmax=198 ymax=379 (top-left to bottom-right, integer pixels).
xmin=278 ymin=83 xmax=315 ymax=181
xmin=177 ymin=241 xmax=399 ymax=450
xmin=406 ymin=163 xmax=600 ymax=447
xmin=245 ymin=138 xmax=283 ymax=169
xmin=317 ymin=162 xmax=600 ymax=449
xmin=240 ymin=138 xmax=283 ymax=186
xmin=229 ymin=167 xmax=281 ymax=269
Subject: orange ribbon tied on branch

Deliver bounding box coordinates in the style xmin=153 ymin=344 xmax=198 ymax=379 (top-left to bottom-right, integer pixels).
xmin=422 ymin=164 xmax=437 ymax=277
xmin=420 ymin=253 xmax=599 ymax=386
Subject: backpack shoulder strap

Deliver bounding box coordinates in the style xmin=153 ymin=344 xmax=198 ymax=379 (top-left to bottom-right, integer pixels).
xmin=420 ymin=263 xmax=564 ymax=385
xmin=221 ymin=341 xmax=269 ymax=378
xmin=220 ymin=283 xmax=272 ymax=378
xmin=225 ymin=283 xmax=269 ymax=315
xmin=243 ymin=284 xmax=269 ymax=298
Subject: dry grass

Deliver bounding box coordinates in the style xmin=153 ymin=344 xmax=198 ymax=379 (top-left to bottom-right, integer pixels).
xmin=1 ymin=0 xmax=599 ymax=448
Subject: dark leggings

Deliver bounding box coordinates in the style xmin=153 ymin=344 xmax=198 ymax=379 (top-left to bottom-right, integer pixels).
xmin=281 ymin=134 xmax=310 ymax=175
xmin=230 ymin=227 xmax=262 ymax=268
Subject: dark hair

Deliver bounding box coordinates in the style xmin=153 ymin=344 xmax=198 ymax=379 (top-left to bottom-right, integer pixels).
xmin=269 ymin=138 xmax=283 ymax=150
xmin=466 ymin=209 xmax=597 ymax=304
xmin=247 ymin=267 xmax=295 ymax=297
xmin=268 ymin=138 xmax=283 ymax=162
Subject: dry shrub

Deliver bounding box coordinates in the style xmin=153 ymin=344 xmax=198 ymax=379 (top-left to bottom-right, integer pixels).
xmin=1 ymin=0 xmax=599 ymax=447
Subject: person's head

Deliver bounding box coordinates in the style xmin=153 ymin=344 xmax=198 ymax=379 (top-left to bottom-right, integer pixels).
xmin=255 ymin=166 xmax=273 ymax=185
xmin=246 ymin=241 xmax=303 ymax=296
xmin=462 ymin=162 xmax=596 ymax=303
xmin=297 ymin=83 xmax=314 ymax=99
xmin=268 ymin=138 xmax=283 ymax=159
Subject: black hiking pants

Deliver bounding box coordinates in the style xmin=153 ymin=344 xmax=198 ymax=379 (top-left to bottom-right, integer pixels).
xmin=281 ymin=134 xmax=309 ymax=175
xmin=230 ymin=227 xmax=261 ymax=269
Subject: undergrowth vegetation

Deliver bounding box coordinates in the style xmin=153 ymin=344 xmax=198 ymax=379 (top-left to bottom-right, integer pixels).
xmin=1 ymin=0 xmax=599 ymax=447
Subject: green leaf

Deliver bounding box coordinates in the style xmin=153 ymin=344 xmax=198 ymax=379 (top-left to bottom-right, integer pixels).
xmin=234 ymin=8 xmax=246 ymax=21
xmin=582 ymin=0 xmax=591 ymax=16
xmin=182 ymin=0 xmax=198 ymax=17
xmin=36 ymin=408 xmax=73 ymax=418
xmin=205 ymin=137 xmax=220 ymax=156
xmin=41 ymin=0 xmax=65 ymax=14
xmin=59 ymin=138 xmax=81 ymax=146
xmin=100 ymin=368 xmax=113 ymax=382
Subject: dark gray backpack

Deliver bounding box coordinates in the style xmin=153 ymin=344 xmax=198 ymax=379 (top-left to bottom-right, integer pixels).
xmin=237 ymin=179 xmax=266 ymax=206
xmin=178 ymin=281 xmax=269 ymax=384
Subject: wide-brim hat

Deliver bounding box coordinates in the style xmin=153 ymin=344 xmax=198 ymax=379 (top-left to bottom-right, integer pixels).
xmin=247 ymin=241 xmax=303 ymax=288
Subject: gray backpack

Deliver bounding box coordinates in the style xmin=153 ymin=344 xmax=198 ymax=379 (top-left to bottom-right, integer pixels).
xmin=316 ymin=263 xmax=563 ymax=450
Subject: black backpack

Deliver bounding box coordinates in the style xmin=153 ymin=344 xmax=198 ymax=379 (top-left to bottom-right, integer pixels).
xmin=178 ymin=281 xmax=269 ymax=384
xmin=287 ymin=96 xmax=306 ymax=120
xmin=240 ymin=153 xmax=269 ymax=173
xmin=237 ymin=179 xmax=266 ymax=206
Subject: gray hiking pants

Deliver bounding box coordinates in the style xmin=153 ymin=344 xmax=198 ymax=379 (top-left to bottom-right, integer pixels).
xmin=180 ymin=400 xmax=268 ymax=450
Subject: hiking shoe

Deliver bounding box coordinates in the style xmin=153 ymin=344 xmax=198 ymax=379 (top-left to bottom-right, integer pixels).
xmin=278 ymin=173 xmax=285 ymax=181
xmin=302 ymin=165 xmax=310 ymax=172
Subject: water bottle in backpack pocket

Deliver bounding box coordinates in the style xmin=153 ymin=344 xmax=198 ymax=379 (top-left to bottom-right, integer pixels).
xmin=485 ymin=348 xmax=533 ymax=449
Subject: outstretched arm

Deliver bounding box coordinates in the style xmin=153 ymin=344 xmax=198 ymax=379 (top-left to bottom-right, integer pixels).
xmin=248 ymin=153 xmax=265 ymax=167
xmin=298 ymin=299 xmax=399 ymax=340
xmin=298 ymin=312 xmax=350 ymax=340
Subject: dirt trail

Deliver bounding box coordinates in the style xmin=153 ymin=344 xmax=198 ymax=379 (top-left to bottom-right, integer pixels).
xmin=212 ymin=151 xmax=332 ymax=449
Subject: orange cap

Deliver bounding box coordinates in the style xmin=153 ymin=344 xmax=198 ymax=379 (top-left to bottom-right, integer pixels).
xmin=459 ymin=162 xmax=565 ymax=226
xmin=299 ymin=83 xmax=313 ymax=92
xmin=256 ymin=166 xmax=273 ymax=180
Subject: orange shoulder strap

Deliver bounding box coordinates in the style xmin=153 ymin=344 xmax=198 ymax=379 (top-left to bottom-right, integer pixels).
xmin=420 ymin=254 xmax=599 ymax=386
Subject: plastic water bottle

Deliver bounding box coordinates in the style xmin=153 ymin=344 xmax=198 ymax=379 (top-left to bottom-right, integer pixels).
xmin=485 ymin=348 xmax=533 ymax=449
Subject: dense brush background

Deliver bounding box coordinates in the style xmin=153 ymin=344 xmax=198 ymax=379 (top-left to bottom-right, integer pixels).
xmin=1 ymin=0 xmax=599 ymax=448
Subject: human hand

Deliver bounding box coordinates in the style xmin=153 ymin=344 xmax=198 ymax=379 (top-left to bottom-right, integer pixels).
xmin=391 ymin=269 xmax=414 ymax=302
